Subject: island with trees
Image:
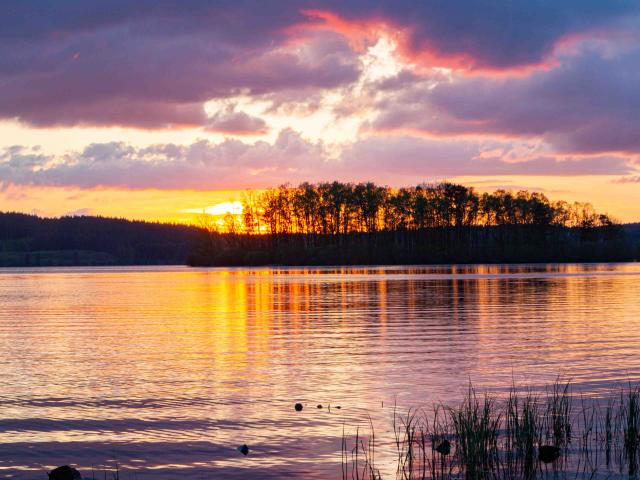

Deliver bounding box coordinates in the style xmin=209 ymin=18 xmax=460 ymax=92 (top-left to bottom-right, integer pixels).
xmin=189 ymin=181 xmax=636 ymax=266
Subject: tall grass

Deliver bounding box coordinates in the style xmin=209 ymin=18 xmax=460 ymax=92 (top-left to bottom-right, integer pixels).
xmin=341 ymin=381 xmax=640 ymax=480
xmin=620 ymin=385 xmax=640 ymax=475
xmin=542 ymin=379 xmax=572 ymax=447
xmin=504 ymin=385 xmax=539 ymax=478
xmin=450 ymin=386 xmax=501 ymax=479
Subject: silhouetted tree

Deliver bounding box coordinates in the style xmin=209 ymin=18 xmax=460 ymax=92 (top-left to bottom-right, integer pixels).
xmin=241 ymin=181 xmax=617 ymax=235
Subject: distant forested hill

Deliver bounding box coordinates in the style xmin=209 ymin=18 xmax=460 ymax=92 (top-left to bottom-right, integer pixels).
xmin=0 ymin=212 xmax=201 ymax=266
xmin=624 ymin=223 xmax=640 ymax=242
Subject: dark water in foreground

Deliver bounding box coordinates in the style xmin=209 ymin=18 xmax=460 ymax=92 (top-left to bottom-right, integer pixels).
xmin=1 ymin=263 xmax=640 ymax=479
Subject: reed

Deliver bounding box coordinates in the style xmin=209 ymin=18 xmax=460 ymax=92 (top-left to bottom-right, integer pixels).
xmin=618 ymin=384 xmax=640 ymax=476
xmin=341 ymin=380 xmax=640 ymax=480
xmin=604 ymin=397 xmax=615 ymax=450
xmin=621 ymin=385 xmax=640 ymax=451
xmin=450 ymin=386 xmax=501 ymax=479
xmin=504 ymin=385 xmax=539 ymax=478
xmin=542 ymin=379 xmax=572 ymax=447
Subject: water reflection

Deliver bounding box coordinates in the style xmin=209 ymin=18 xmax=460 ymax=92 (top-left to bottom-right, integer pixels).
xmin=0 ymin=264 xmax=639 ymax=478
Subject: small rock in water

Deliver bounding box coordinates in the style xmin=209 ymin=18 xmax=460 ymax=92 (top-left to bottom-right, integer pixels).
xmin=48 ymin=465 xmax=82 ymax=480
xmin=335 ymin=406 xmax=341 ymax=409
xmin=317 ymin=404 xmax=323 ymax=409
xmin=238 ymin=444 xmax=250 ymax=456
xmin=294 ymin=403 xmax=303 ymax=412
xmin=538 ymin=445 xmax=561 ymax=463
xmin=435 ymin=439 xmax=451 ymax=455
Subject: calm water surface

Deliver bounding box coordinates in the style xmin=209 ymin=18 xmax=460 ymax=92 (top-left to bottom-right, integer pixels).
xmin=1 ymin=263 xmax=640 ymax=479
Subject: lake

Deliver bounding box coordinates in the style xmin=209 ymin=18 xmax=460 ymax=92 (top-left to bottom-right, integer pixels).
xmin=1 ymin=263 xmax=639 ymax=479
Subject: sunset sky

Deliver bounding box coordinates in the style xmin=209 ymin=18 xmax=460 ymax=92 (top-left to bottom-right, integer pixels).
xmin=1 ymin=1 xmax=639 ymax=223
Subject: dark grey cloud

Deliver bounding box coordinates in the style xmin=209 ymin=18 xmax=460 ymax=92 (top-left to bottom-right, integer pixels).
xmin=5 ymin=1 xmax=633 ymax=67
xmin=329 ymin=0 xmax=637 ymax=69
xmin=0 ymin=14 xmax=360 ymax=128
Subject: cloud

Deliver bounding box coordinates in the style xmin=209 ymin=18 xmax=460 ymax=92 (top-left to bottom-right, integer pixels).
xmin=1 ymin=1 xmax=638 ymax=130
xmin=1 ymin=132 xmax=634 ymax=191
xmin=205 ymin=106 xmax=267 ymax=135
xmin=64 ymin=208 xmax=93 ymax=217
xmin=367 ymin=43 xmax=640 ymax=154
xmin=0 ymin=11 xmax=360 ymax=129
xmin=0 ymin=130 xmax=329 ymax=190
xmin=613 ymin=175 xmax=640 ymax=184
xmin=303 ymin=1 xmax=637 ymax=70
xmin=2 ymin=1 xmax=639 ymax=189
xmin=341 ymin=135 xmax=634 ymax=178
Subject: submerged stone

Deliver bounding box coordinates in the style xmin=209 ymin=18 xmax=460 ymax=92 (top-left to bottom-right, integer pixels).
xmin=317 ymin=404 xmax=323 ymax=409
xmin=538 ymin=445 xmax=561 ymax=463
xmin=238 ymin=444 xmax=250 ymax=456
xmin=295 ymin=403 xmax=303 ymax=412
xmin=435 ymin=439 xmax=451 ymax=455
xmin=48 ymin=466 xmax=82 ymax=480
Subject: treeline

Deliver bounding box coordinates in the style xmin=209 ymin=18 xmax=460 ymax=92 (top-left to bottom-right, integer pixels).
xmin=0 ymin=212 xmax=200 ymax=266
xmin=237 ymin=181 xmax=616 ymax=235
xmin=189 ymin=181 xmax=637 ymax=266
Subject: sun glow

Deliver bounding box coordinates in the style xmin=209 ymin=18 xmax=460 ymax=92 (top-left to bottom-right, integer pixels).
xmin=181 ymin=201 xmax=244 ymax=216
